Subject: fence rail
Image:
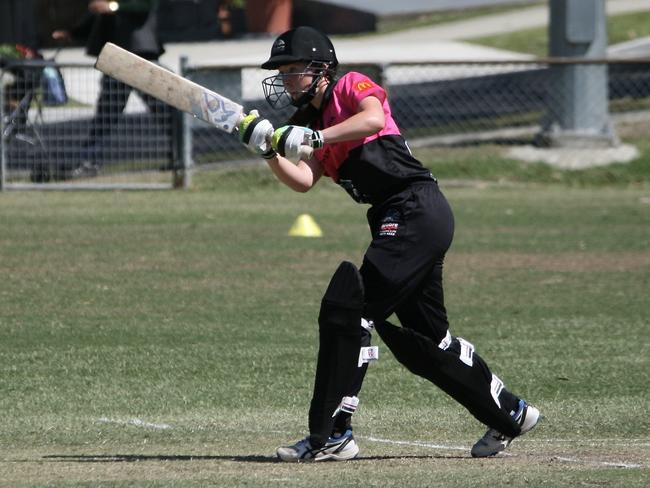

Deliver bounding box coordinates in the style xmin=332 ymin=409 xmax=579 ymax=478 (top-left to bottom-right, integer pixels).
xmin=181 ymin=57 xmax=650 ymax=170
xmin=2 ymin=57 xmax=649 ymax=190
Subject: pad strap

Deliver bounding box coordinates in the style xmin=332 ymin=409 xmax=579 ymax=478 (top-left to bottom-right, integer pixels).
xmin=332 ymin=396 xmax=359 ymax=417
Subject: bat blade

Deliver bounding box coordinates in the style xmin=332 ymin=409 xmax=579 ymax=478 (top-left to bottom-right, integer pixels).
xmin=95 ymin=42 xmax=313 ymax=160
xmin=95 ymin=42 xmax=243 ymax=133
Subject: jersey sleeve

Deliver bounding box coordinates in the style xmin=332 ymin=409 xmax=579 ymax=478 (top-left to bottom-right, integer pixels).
xmin=340 ymin=72 xmax=386 ymax=111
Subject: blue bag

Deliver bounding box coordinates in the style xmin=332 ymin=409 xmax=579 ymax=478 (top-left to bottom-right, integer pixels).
xmin=41 ymin=65 xmax=68 ymax=106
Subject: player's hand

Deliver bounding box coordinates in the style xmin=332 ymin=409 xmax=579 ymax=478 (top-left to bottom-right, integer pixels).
xmin=52 ymin=30 xmax=72 ymax=42
xmin=271 ymin=125 xmax=323 ymax=160
xmin=239 ymin=110 xmax=276 ymax=159
xmin=89 ymin=1 xmax=115 ymax=14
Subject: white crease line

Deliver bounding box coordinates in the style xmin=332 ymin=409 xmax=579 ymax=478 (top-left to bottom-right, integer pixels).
xmin=361 ymin=435 xmax=468 ymax=452
xmin=361 ymin=435 xmax=642 ymax=468
xmin=535 ymin=438 xmax=650 ymax=445
xmin=97 ymin=417 xmax=173 ymax=430
xmin=554 ymin=456 xmax=641 ymax=469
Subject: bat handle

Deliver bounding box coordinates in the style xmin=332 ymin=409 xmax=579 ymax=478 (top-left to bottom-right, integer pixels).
xmin=298 ymin=145 xmax=313 ymax=161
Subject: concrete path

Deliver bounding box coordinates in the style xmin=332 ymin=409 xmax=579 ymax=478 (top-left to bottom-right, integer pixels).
xmin=313 ymin=0 xmax=539 ymax=16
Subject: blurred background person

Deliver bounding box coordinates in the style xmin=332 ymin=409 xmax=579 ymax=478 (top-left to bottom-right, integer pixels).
xmin=53 ymin=0 xmax=170 ymax=175
xmin=245 ymin=0 xmax=292 ymax=35
xmin=1 ymin=0 xmax=41 ymax=124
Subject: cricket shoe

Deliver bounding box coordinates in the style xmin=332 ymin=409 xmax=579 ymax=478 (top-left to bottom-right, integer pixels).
xmin=276 ymin=429 xmax=359 ymax=462
xmin=471 ymin=400 xmax=541 ymax=458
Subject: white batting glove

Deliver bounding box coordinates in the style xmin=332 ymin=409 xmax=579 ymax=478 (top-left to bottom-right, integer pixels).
xmin=271 ymin=125 xmax=324 ymax=160
xmin=239 ymin=110 xmax=276 ymax=159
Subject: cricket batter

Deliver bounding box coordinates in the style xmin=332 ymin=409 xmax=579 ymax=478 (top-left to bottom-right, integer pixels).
xmin=239 ymin=26 xmax=540 ymax=461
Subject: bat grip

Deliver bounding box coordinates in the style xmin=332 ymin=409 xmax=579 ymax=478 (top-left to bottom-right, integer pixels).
xmin=298 ymin=145 xmax=313 ymax=161
xmin=261 ymin=126 xmax=313 ymax=161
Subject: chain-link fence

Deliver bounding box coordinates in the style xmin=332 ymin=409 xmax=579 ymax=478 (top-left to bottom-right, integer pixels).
xmin=1 ymin=58 xmax=180 ymax=189
xmin=182 ymin=58 xmax=650 ymax=171
xmin=2 ymin=57 xmax=649 ymax=190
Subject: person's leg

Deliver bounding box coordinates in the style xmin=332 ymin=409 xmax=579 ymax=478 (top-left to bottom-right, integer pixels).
xmin=138 ymin=89 xmax=177 ymax=168
xmin=307 ymin=261 xmax=370 ymax=447
xmin=276 ymin=261 xmax=368 ymax=462
xmin=396 ymin=259 xmax=522 ymax=419
xmin=82 ymin=75 xmax=132 ymax=166
xmin=362 ymin=184 xmax=537 ymax=447
xmin=363 ymin=252 xmax=522 ymax=437
xmin=276 ymin=182 xmax=440 ymax=462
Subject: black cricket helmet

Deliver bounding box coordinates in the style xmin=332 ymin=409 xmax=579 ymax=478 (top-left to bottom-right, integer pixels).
xmin=261 ymin=26 xmax=338 ymax=109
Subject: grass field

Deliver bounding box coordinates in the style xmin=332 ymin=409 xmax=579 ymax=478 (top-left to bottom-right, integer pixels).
xmin=470 ymin=10 xmax=650 ymax=56
xmin=1 ymin=166 xmax=649 ymax=486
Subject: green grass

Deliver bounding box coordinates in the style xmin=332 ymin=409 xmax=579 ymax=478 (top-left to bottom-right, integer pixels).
xmin=469 ymin=10 xmax=650 ymax=56
xmin=413 ymin=137 xmax=650 ymax=186
xmin=372 ymin=3 xmax=545 ymax=36
xmin=1 ymin=169 xmax=649 ymax=486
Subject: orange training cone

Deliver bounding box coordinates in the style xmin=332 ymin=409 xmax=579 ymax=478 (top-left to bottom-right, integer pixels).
xmin=288 ymin=213 xmax=323 ymax=237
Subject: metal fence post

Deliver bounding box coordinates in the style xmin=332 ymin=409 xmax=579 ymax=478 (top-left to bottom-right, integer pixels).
xmin=174 ymin=55 xmax=193 ymax=189
xmin=542 ymin=0 xmax=617 ymax=147
xmin=379 ymin=63 xmax=389 ymax=96
xmin=0 ymin=70 xmax=5 ymax=191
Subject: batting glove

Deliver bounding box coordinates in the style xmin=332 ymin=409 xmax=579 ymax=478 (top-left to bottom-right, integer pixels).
xmin=239 ymin=110 xmax=276 ymax=159
xmin=271 ymin=125 xmax=324 ymax=160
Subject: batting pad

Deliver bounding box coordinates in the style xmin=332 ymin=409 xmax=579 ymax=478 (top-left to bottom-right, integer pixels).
xmin=308 ymin=261 xmax=372 ymax=448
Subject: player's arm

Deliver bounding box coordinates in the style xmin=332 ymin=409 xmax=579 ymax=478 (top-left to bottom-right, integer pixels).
xmin=265 ymin=154 xmax=324 ymax=193
xmin=320 ymin=95 xmax=385 ymax=143
xmin=270 ymin=95 xmax=384 ymax=161
xmin=239 ymin=112 xmax=324 ymax=192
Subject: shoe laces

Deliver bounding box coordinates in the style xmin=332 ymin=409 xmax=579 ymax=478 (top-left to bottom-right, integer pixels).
xmin=287 ymin=437 xmax=314 ymax=456
xmin=485 ymin=429 xmax=509 ymax=442
xmin=327 ymin=429 xmax=352 ymax=444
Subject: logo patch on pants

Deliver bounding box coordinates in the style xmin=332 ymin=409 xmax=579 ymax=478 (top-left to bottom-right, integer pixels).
xmin=379 ymin=222 xmax=399 ymax=237
xmin=378 ymin=209 xmax=402 ymax=237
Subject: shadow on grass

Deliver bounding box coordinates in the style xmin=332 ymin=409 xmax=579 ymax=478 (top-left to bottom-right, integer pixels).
xmin=41 ymin=453 xmax=466 ymax=463
xmin=42 ymin=454 xmax=279 ymax=463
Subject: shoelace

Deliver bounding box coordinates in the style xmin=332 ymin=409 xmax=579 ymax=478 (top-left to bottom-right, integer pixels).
xmin=486 ymin=429 xmax=509 ymax=442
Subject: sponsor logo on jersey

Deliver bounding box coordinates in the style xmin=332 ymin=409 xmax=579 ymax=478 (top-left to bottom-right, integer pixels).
xmin=354 ymin=80 xmax=374 ymax=91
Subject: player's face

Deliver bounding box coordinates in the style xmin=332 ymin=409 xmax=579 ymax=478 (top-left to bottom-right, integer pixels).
xmin=278 ymin=62 xmax=315 ymax=101
xmin=263 ymin=61 xmax=330 ymax=109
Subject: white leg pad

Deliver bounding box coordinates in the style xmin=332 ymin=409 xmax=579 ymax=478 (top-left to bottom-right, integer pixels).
xmin=490 ymin=374 xmax=504 ymax=408
xmin=458 ymin=337 xmax=475 ymax=367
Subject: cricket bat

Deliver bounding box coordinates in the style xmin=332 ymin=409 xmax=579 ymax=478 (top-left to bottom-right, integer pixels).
xmin=95 ymin=42 xmax=312 ymax=159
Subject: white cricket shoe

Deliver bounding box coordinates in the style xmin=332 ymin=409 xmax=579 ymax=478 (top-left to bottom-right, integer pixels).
xmin=276 ymin=429 xmax=359 ymax=462
xmin=471 ymin=400 xmax=541 ymax=458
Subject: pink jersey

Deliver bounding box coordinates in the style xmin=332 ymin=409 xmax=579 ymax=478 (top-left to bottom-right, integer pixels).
xmin=312 ymin=72 xmax=401 ymax=181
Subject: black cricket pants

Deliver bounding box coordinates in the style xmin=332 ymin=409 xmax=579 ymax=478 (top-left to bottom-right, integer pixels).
xmin=323 ymin=181 xmax=453 ymax=441
xmin=328 ymin=181 xmax=454 ymax=437
xmin=362 ymin=180 xmax=454 ymax=341
xmin=352 ymin=181 xmax=521 ymax=433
